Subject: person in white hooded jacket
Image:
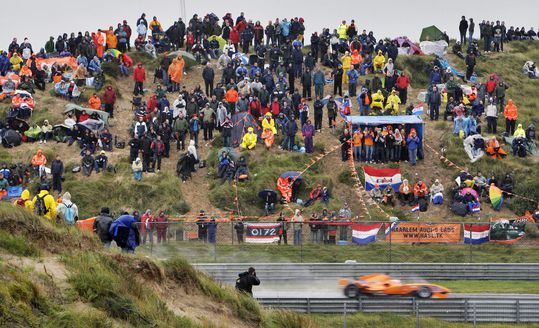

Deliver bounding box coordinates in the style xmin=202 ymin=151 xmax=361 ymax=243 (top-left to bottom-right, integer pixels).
xmin=172 ymin=95 xmax=186 ymax=119
xmin=56 ymin=192 xmax=79 ymax=224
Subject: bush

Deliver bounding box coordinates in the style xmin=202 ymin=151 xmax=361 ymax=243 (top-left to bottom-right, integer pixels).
xmin=101 ymin=62 xmax=118 ymax=79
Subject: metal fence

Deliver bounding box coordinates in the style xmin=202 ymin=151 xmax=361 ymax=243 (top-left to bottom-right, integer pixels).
xmin=258 ymin=297 xmax=539 ymax=326
xmin=134 ymin=221 xmax=539 ymax=264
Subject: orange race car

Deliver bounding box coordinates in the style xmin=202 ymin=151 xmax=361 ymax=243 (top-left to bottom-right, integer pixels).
xmin=339 ymin=274 xmax=450 ymax=299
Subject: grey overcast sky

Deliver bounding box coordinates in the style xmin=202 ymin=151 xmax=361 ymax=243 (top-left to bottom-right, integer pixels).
xmin=1 ymin=0 xmax=537 ymax=50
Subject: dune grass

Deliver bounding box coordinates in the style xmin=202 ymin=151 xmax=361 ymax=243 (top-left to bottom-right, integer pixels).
xmin=63 ymin=252 xmax=198 ymax=328
xmin=163 ymin=257 xmax=263 ymax=323
xmin=0 ymin=230 xmax=39 ymax=257
xmin=431 ymin=280 xmax=539 ymax=294
xmin=63 ymin=167 xmax=190 ymax=218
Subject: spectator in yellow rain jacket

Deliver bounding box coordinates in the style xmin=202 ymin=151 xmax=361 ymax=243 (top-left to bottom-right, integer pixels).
xmin=337 ymin=21 xmax=348 ymax=40
xmin=385 ymin=89 xmax=401 ymax=115
xmin=262 ymin=112 xmax=277 ymax=135
xmin=371 ymin=90 xmax=385 ymax=113
xmin=30 ymin=184 xmax=57 ymax=220
xmin=373 ymin=50 xmax=385 ymax=72
xmin=10 ymin=52 xmax=23 ymax=72
xmin=341 ymin=51 xmax=352 ymax=85
xmin=13 ymin=189 xmax=32 ymax=209
xmin=241 ymin=127 xmax=257 ymax=150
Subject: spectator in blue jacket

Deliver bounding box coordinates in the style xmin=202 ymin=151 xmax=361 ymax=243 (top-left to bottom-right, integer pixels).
xmin=430 ymin=66 xmax=442 ymax=84
xmin=406 ymin=128 xmax=420 ymax=166
xmin=109 ymin=213 xmax=140 ymax=253
xmin=313 ymin=67 xmax=326 ymax=99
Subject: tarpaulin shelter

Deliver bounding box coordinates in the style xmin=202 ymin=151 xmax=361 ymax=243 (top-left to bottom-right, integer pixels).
xmin=230 ymin=112 xmax=260 ymax=148
xmin=392 ymin=37 xmax=423 ymax=55
xmin=64 ymin=104 xmax=109 ymax=126
xmin=77 ymin=119 xmax=105 ymax=134
xmin=420 ymin=25 xmax=444 ymax=42
xmin=346 ymin=115 xmax=425 ymax=145
xmin=420 ymin=41 xmax=448 ymax=57
xmin=167 ymin=50 xmax=197 ymax=67
xmin=52 ymin=124 xmax=71 ymax=142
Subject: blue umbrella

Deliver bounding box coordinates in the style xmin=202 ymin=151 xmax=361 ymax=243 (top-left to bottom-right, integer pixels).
xmin=280 ymin=171 xmax=302 ymax=180
xmin=233 ymin=53 xmax=249 ymax=65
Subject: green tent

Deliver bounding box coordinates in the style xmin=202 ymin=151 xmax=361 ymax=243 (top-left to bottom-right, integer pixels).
xmin=420 ymin=26 xmax=445 ymax=42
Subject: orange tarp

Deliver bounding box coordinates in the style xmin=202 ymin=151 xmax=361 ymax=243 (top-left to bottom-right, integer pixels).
xmin=30 ymin=57 xmax=78 ymax=70
xmin=76 ymin=217 xmax=95 ymax=232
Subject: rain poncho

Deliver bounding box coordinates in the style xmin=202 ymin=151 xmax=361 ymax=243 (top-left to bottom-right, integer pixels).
xmin=373 ymin=51 xmax=385 ymax=70
xmin=371 ymin=90 xmax=384 ymax=111
xmin=514 ymin=124 xmax=526 ymax=138
xmin=261 ymin=114 xmax=277 ymax=135
xmin=168 ymin=56 xmax=185 ymax=84
xmin=385 ymin=90 xmax=401 ymax=114
xmin=240 ymin=127 xmax=257 ymax=149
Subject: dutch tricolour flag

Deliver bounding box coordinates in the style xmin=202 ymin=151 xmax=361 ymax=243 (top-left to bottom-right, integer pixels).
xmin=385 ymin=222 xmax=398 ymax=236
xmin=471 ymin=203 xmax=481 ymax=213
xmin=411 ymin=204 xmax=420 ymax=212
xmin=412 ymin=104 xmax=424 ymax=116
xmin=363 ymin=167 xmax=402 ymax=192
xmin=464 ymin=224 xmax=490 ymax=244
xmin=352 ymin=223 xmax=382 ymax=245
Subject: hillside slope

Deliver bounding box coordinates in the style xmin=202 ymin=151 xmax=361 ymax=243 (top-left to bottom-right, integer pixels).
xmin=1 ymin=43 xmax=538 ymax=222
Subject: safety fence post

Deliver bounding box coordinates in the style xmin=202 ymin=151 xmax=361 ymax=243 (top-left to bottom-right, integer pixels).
xmin=516 ymin=299 xmax=521 ymax=323
xmin=469 ymin=223 xmax=473 ymax=263
xmin=415 ymin=299 xmax=420 ymax=328
xmin=343 ymin=302 xmax=347 ymax=328
xmin=306 ymin=298 xmax=311 ymax=314
xmin=473 ymin=303 xmax=477 ymax=328
xmin=464 ymin=299 xmax=469 ymax=322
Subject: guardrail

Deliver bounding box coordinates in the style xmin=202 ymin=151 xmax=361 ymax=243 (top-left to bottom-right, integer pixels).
xmin=257 ymin=297 xmax=539 ymax=323
xmin=194 ymin=263 xmax=539 ymax=282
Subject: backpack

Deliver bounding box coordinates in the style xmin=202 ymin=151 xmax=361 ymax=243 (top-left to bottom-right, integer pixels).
xmin=192 ymin=119 xmax=199 ymax=132
xmin=451 ymin=202 xmax=467 ymax=217
xmin=34 ymin=195 xmax=48 ymax=216
xmin=63 ymin=203 xmax=76 ymax=224
xmin=418 ymin=198 xmax=428 ymax=212
xmin=16 ymin=198 xmax=26 ymax=207
xmin=235 ymin=274 xmax=249 ymax=292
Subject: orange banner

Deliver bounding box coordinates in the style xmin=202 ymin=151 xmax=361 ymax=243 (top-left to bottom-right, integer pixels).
xmin=387 ymin=223 xmax=462 ymax=243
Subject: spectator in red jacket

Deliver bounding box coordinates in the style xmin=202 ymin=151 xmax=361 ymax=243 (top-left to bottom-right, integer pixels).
xmin=395 ymin=72 xmax=410 ymax=104
xmin=485 ymin=74 xmax=497 ymax=97
xmin=133 ymin=62 xmax=146 ymax=95
xmin=230 ymin=27 xmax=240 ymax=49
xmin=270 ymin=98 xmax=281 ymax=116
xmin=103 ymin=85 xmax=117 ymax=118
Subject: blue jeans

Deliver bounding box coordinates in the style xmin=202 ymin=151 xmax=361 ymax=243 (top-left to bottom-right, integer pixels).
xmin=353 ymin=146 xmax=362 ymax=161
xmin=133 ymin=170 xmax=142 ymax=181
xmin=365 ymin=145 xmax=373 ymax=161
xmin=294 ymin=230 xmax=302 ymax=245
xmin=315 ymin=84 xmax=324 ymax=99
xmin=360 ymin=103 xmax=370 ymax=116
xmin=409 ymin=148 xmax=417 ymax=166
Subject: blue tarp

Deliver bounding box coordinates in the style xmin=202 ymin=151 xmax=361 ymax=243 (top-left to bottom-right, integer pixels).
xmin=345 ymin=115 xmax=425 ymax=145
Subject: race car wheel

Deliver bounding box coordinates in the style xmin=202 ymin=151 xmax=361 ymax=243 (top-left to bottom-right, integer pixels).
xmin=344 ymin=284 xmax=360 ymax=298
xmin=416 ymin=286 xmax=432 ymax=298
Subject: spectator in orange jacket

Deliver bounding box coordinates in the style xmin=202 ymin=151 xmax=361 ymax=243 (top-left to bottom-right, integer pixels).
xmin=92 ymin=32 xmax=105 ymax=58
xmin=503 ymin=99 xmax=518 ymax=135
xmin=88 ymin=93 xmax=101 ymax=110
xmin=98 ymin=27 xmax=117 ymax=50
xmin=31 ymin=149 xmax=47 ymax=177
xmin=225 ymin=87 xmax=239 ymax=112
xmin=413 ymin=181 xmax=429 ymax=202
